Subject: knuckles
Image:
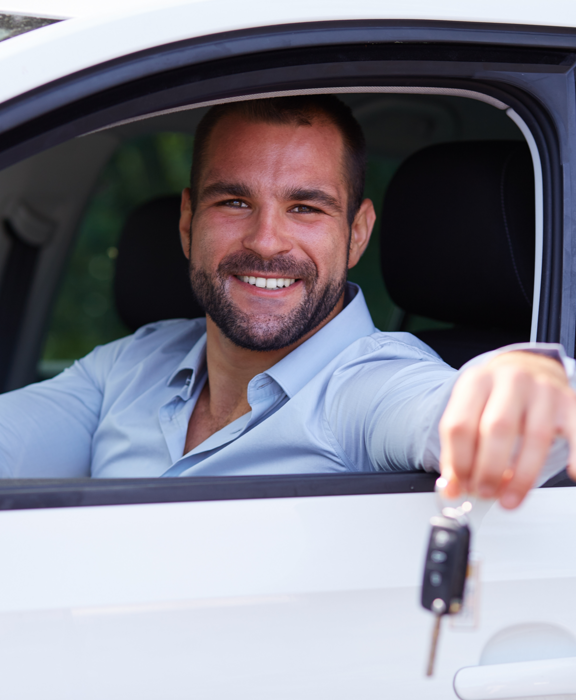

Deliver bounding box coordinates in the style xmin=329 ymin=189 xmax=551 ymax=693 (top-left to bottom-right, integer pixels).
xmin=439 ymin=414 xmax=476 ymax=442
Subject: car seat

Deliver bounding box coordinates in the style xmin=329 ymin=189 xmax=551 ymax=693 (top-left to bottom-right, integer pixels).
xmin=114 ymin=195 xmax=204 ymax=332
xmin=380 ymin=140 xmax=535 ymax=369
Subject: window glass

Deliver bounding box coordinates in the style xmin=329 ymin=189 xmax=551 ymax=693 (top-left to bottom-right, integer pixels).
xmin=39 ymin=133 xmax=194 ymax=378
xmin=0 ymin=13 xmax=59 ymax=42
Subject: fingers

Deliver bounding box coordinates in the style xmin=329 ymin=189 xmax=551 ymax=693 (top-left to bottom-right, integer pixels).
xmin=439 ymin=367 xmax=492 ymax=498
xmin=471 ymin=367 xmax=529 ymax=500
xmin=440 ymin=352 xmax=576 ymax=509
xmin=497 ymin=381 xmax=556 ymax=508
xmin=560 ymin=391 xmax=576 ymax=483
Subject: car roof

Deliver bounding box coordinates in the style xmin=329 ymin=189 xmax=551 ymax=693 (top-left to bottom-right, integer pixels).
xmin=1 ymin=0 xmax=576 ymax=23
xmin=0 ymin=0 xmax=576 ymax=106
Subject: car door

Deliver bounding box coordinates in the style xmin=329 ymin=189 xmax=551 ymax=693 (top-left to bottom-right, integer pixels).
xmin=1 ymin=5 xmax=576 ymax=699
xmin=0 ymin=477 xmax=574 ymax=699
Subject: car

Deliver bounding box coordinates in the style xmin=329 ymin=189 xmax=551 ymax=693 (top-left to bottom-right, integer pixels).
xmin=0 ymin=1 xmax=576 ymax=698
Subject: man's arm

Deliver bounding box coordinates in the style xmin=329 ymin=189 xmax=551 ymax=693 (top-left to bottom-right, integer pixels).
xmin=0 ymin=336 xmax=131 ymax=478
xmin=440 ymin=350 xmax=576 ymax=509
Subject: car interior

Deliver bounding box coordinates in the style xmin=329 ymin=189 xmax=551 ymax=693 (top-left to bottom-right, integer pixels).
xmin=1 ymin=89 xmax=559 ymax=490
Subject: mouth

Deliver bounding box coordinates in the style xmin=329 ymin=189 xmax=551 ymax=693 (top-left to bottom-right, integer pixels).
xmin=235 ymin=275 xmax=299 ymax=290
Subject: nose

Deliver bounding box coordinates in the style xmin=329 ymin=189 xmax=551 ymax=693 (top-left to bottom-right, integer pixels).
xmin=242 ymin=205 xmax=293 ymax=259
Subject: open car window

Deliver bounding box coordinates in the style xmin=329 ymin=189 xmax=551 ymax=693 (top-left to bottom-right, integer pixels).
xmin=39 ymin=93 xmax=526 ymax=379
xmin=0 ymin=26 xmax=572 ymax=501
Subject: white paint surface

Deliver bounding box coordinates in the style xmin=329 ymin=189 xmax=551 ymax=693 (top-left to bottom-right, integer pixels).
xmin=0 ymin=488 xmax=573 ymax=697
xmin=454 ymin=656 xmax=576 ymax=699
xmin=0 ymin=0 xmax=576 ymax=108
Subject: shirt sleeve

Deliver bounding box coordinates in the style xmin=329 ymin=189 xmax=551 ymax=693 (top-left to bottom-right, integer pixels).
xmin=0 ymin=336 xmax=133 ymax=478
xmin=326 ymin=336 xmax=574 ymax=482
xmin=325 ymin=334 xmax=457 ymax=472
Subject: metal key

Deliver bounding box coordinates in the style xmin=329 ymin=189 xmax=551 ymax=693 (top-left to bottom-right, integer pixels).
xmin=421 ymin=509 xmax=471 ymax=676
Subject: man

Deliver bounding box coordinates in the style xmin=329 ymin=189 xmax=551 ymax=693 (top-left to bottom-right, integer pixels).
xmin=0 ymin=96 xmax=574 ymax=508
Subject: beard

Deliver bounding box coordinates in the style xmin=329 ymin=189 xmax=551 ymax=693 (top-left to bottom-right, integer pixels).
xmin=189 ymin=251 xmax=347 ymax=351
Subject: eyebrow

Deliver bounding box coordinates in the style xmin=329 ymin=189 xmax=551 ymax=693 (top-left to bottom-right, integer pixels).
xmin=199 ymin=181 xmax=254 ymax=202
xmin=283 ymin=187 xmax=342 ymax=212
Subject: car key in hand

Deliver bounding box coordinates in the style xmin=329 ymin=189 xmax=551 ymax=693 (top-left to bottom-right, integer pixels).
xmin=421 ymin=506 xmax=471 ymax=676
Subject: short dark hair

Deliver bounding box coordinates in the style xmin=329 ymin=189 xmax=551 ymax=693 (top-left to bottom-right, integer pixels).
xmin=190 ymin=95 xmax=366 ymax=225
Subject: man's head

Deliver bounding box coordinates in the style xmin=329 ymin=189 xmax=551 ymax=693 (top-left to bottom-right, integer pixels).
xmin=190 ymin=96 xmax=366 ymax=227
xmin=179 ymin=95 xmax=376 ymax=353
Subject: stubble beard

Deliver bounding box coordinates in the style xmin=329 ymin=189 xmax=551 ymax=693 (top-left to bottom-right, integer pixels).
xmin=189 ymin=250 xmax=347 ymax=352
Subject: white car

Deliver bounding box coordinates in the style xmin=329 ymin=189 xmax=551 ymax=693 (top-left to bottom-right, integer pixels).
xmin=0 ymin=1 xmax=575 ymax=698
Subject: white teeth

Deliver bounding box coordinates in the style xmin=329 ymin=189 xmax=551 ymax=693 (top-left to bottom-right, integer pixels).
xmin=238 ymin=275 xmax=297 ymax=289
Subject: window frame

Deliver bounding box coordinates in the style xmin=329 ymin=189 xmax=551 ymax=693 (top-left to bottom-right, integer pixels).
xmin=0 ymin=21 xmax=573 ymax=507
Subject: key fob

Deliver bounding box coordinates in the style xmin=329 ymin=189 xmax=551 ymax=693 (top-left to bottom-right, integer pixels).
xmin=421 ymin=514 xmax=470 ymax=615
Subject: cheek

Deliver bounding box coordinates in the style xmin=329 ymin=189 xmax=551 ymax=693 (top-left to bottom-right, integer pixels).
xmin=298 ymin=229 xmax=349 ymax=278
xmin=189 ymin=216 xmax=233 ymax=267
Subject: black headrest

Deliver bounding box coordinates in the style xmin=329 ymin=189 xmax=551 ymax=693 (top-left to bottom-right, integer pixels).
xmin=114 ymin=196 xmax=204 ymax=332
xmin=380 ymin=141 xmax=535 ymax=331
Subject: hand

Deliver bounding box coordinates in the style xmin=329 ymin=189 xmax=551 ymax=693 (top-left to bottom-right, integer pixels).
xmin=439 ymin=351 xmax=576 ymax=509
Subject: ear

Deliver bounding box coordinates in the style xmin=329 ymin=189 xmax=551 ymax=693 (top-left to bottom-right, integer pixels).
xmin=348 ymin=198 xmax=376 ymax=269
xmin=179 ymin=187 xmax=193 ymax=260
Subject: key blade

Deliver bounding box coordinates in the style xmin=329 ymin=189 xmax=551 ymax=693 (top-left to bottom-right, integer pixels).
xmin=426 ymin=613 xmax=442 ymax=677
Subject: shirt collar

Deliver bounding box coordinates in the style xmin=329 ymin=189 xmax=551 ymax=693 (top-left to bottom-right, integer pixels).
xmin=167 ymin=330 xmax=207 ymax=393
xmin=166 ymin=283 xmax=375 ymax=399
xmin=264 ymin=282 xmax=375 ymax=399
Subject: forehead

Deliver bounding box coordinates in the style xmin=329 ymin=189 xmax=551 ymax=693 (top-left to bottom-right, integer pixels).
xmin=201 ymin=113 xmax=347 ymax=191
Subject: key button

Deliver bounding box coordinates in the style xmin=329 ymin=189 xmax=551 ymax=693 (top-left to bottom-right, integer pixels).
xmin=434 ymin=530 xmax=452 ymax=547
xmin=431 ymin=550 xmax=447 ymax=563
xmin=429 ymin=572 xmax=443 ymax=587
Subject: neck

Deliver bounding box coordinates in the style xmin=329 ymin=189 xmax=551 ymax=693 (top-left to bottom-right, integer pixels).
xmin=203 ymin=293 xmax=345 ymax=417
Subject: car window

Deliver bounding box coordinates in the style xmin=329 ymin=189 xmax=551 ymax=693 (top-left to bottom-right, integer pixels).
xmin=45 ymin=95 xmax=522 ymax=375
xmin=39 ymin=132 xmax=194 ymax=379
xmin=38 ymin=94 xmax=525 ymax=378
xmin=0 ymin=13 xmax=60 ymax=43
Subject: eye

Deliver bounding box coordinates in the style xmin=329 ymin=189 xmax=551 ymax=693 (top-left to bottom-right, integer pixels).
xmin=220 ymin=199 xmax=249 ymax=208
xmin=290 ymin=204 xmax=320 ymax=214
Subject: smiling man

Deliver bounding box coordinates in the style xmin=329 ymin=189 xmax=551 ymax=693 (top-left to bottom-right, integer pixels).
xmin=0 ymin=95 xmax=575 ymax=508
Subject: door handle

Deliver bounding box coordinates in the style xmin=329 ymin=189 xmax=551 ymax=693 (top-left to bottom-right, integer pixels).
xmin=454 ymin=656 xmax=576 ymax=699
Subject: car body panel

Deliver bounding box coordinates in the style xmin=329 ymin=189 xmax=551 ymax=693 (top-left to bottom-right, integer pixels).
xmin=2 ymin=0 xmax=576 ymax=108
xmin=0 ymin=489 xmax=573 ymax=698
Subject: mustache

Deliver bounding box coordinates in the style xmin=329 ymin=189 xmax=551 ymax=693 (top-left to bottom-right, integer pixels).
xmin=217 ymin=251 xmax=317 ymax=280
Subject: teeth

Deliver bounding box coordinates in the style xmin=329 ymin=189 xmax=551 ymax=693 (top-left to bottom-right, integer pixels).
xmin=238 ymin=276 xmax=296 ymax=290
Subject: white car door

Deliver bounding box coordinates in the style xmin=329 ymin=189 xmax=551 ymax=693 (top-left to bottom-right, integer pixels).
xmin=1 ymin=6 xmax=576 ymax=700
xmin=0 ymin=476 xmax=573 ymax=699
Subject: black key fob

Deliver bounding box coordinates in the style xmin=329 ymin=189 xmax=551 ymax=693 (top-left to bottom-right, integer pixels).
xmin=421 ymin=514 xmax=470 ymax=616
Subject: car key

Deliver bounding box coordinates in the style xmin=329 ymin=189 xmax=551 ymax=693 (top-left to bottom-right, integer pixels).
xmin=421 ymin=508 xmax=471 ymax=676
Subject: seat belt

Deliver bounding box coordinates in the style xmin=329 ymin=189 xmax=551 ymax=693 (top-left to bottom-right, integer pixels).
xmin=0 ymin=203 xmax=54 ymax=393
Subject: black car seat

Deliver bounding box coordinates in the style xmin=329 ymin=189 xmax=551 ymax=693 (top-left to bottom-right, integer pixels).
xmin=380 ymin=141 xmax=535 ymax=369
xmin=114 ymin=195 xmax=204 ymax=332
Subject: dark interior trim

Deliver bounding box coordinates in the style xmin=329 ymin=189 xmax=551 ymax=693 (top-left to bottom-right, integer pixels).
xmin=0 ymin=468 xmax=569 ymax=511
xmin=0 ymin=471 xmax=437 ymax=510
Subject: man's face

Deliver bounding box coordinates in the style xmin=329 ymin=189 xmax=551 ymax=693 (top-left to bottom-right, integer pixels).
xmin=179 ymin=113 xmax=374 ymax=351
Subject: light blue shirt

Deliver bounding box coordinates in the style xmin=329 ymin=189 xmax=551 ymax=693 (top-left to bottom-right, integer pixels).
xmin=0 ymin=283 xmax=570 ymax=481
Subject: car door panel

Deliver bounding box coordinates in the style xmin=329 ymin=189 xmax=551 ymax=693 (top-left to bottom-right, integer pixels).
xmin=0 ymin=487 xmax=573 ymax=698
